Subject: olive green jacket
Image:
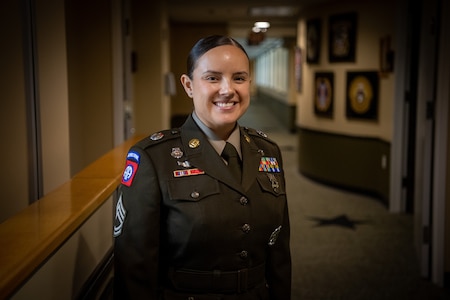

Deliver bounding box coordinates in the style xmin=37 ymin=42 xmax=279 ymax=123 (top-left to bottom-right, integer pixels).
xmin=114 ymin=115 xmax=291 ymax=299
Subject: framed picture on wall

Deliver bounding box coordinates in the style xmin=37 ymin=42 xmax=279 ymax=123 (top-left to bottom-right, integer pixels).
xmin=314 ymin=72 xmax=334 ymax=117
xmin=345 ymin=71 xmax=379 ymax=120
xmin=306 ymin=18 xmax=321 ymax=64
xmin=328 ymin=12 xmax=357 ymax=62
xmin=380 ymin=35 xmax=394 ymax=74
xmin=295 ymin=46 xmax=303 ymax=92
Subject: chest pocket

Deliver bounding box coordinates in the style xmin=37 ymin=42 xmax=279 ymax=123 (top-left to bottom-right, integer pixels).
xmin=168 ymin=175 xmax=220 ymax=201
xmin=257 ymin=173 xmax=286 ymax=196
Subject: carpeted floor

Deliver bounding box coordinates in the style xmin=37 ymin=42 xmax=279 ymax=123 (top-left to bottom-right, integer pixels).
xmin=239 ymin=99 xmax=449 ymax=300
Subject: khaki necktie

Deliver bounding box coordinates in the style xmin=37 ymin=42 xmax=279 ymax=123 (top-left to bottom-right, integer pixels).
xmin=221 ymin=142 xmax=242 ymax=183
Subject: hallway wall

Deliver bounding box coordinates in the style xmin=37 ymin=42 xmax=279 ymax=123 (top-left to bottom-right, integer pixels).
xmin=66 ymin=0 xmax=113 ymax=176
xmin=0 ymin=1 xmax=30 ymax=221
xmin=294 ymin=0 xmax=396 ymax=203
xmin=297 ymin=0 xmax=395 ymax=141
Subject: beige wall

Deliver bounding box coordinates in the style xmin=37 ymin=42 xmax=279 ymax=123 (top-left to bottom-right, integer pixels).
xmin=296 ymin=0 xmax=395 ymax=142
xmin=0 ymin=2 xmax=30 ymax=222
xmin=11 ymin=197 xmax=114 ymax=299
xmin=66 ymin=0 xmax=114 ymax=176
xmin=36 ymin=0 xmax=71 ymax=194
xmin=131 ymin=0 xmax=168 ymax=135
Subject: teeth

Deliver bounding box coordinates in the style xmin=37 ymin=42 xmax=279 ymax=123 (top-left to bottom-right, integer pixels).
xmin=215 ymin=102 xmax=235 ymax=107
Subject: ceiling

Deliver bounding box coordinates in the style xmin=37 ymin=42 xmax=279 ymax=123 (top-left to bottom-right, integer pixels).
xmin=166 ymin=0 xmax=332 ymax=58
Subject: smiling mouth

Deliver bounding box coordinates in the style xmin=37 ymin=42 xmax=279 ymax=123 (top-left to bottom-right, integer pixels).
xmin=215 ymin=101 xmax=237 ymax=108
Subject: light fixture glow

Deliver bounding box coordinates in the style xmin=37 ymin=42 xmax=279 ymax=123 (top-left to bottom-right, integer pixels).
xmin=254 ymin=21 xmax=270 ymax=29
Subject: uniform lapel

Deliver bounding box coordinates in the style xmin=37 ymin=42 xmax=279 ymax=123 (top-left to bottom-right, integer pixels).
xmin=240 ymin=127 xmax=262 ymax=192
xmin=180 ymin=115 xmax=244 ymax=193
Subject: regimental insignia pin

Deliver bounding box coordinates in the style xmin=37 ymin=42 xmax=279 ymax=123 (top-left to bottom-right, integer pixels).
xmin=259 ymin=157 xmax=281 ymax=172
xmin=189 ymin=138 xmax=200 ymax=148
xmin=150 ymin=132 xmax=164 ymax=141
xmin=268 ymin=226 xmax=282 ymax=246
xmin=177 ymin=160 xmax=191 ymax=168
xmin=173 ymin=168 xmax=204 ymax=177
xmin=171 ymin=147 xmax=183 ymax=159
xmin=244 ymin=135 xmax=251 ymax=143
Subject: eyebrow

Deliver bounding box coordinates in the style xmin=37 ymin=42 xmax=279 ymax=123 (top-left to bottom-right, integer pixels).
xmin=202 ymin=70 xmax=249 ymax=76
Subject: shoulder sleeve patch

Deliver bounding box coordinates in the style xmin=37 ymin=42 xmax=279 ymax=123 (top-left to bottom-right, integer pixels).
xmin=121 ymin=158 xmax=139 ymax=187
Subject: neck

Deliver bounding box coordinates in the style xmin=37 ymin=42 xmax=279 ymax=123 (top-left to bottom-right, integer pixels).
xmin=214 ymin=123 xmax=237 ymax=140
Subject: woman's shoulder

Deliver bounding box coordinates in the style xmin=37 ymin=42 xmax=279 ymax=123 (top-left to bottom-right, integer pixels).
xmin=242 ymin=127 xmax=278 ymax=146
xmin=133 ymin=128 xmax=182 ymax=150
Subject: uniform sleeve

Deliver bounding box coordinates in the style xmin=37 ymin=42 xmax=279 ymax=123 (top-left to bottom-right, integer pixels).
xmin=266 ymin=146 xmax=292 ymax=299
xmin=113 ymin=146 xmax=162 ymax=299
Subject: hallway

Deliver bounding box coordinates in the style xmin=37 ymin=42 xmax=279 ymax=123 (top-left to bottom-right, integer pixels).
xmin=239 ymin=99 xmax=448 ymax=299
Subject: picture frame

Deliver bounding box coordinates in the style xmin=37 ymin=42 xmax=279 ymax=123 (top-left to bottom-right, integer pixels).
xmin=380 ymin=35 xmax=394 ymax=73
xmin=314 ymin=72 xmax=334 ymax=117
xmin=306 ymin=18 xmax=321 ymax=64
xmin=295 ymin=46 xmax=303 ymax=92
xmin=328 ymin=12 xmax=357 ymax=63
xmin=345 ymin=71 xmax=379 ymax=120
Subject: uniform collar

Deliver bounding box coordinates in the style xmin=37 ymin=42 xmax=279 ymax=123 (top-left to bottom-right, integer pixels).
xmin=191 ymin=112 xmax=242 ymax=158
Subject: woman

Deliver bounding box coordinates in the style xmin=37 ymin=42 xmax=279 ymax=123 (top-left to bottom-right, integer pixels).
xmin=114 ymin=35 xmax=291 ymax=299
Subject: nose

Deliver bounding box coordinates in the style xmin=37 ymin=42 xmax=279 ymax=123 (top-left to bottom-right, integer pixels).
xmin=219 ymin=78 xmax=234 ymax=96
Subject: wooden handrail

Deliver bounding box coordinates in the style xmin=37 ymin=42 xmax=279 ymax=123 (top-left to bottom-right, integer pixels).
xmin=0 ymin=135 xmax=144 ymax=299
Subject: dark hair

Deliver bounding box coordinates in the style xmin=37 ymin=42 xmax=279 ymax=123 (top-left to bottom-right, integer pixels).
xmin=186 ymin=35 xmax=249 ymax=79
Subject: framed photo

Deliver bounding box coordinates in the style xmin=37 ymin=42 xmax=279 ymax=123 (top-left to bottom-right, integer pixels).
xmin=328 ymin=12 xmax=357 ymax=63
xmin=306 ymin=18 xmax=321 ymax=64
xmin=380 ymin=35 xmax=394 ymax=73
xmin=295 ymin=46 xmax=303 ymax=92
xmin=346 ymin=71 xmax=379 ymax=120
xmin=314 ymin=72 xmax=334 ymax=117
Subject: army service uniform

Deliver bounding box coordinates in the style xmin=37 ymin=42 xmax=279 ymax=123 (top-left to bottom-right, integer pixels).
xmin=114 ymin=115 xmax=291 ymax=299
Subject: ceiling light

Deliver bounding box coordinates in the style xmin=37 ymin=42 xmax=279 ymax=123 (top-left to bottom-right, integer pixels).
xmin=254 ymin=21 xmax=270 ymax=29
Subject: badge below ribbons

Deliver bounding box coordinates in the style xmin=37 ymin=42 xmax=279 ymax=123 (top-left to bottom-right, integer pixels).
xmin=259 ymin=157 xmax=280 ymax=172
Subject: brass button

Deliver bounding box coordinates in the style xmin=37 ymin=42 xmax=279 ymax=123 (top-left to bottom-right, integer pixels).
xmin=190 ymin=191 xmax=200 ymax=199
xmin=239 ymin=250 xmax=248 ymax=259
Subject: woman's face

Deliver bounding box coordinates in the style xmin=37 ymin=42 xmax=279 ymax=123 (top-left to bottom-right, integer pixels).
xmin=181 ymin=45 xmax=251 ymax=138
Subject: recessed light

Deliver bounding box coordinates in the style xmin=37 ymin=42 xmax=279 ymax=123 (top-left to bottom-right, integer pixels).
xmin=254 ymin=21 xmax=270 ymax=29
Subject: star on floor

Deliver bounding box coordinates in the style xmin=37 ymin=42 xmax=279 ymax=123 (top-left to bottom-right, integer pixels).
xmin=308 ymin=214 xmax=368 ymax=230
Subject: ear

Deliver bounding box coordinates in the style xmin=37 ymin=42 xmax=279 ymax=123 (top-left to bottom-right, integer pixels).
xmin=180 ymin=74 xmax=193 ymax=98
